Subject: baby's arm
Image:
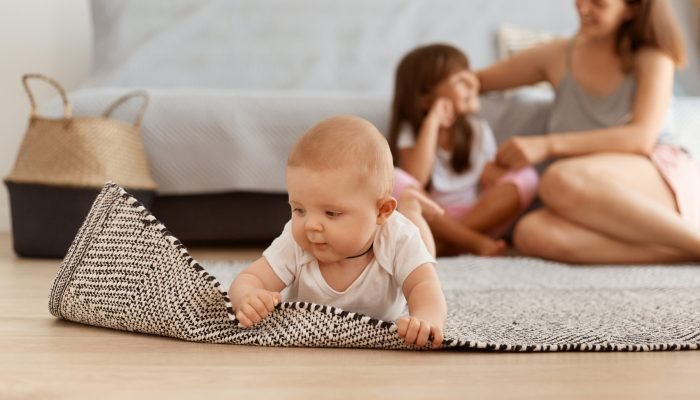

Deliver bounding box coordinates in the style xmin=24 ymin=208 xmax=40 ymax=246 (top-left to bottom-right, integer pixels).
xmin=228 ymin=257 xmax=287 ymax=328
xmin=397 ymin=263 xmax=447 ymax=348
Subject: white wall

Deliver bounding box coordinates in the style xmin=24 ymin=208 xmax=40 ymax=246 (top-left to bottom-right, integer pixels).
xmin=0 ymin=0 xmax=92 ymax=233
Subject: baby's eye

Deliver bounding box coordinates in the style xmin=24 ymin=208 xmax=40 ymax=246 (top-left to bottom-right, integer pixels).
xmin=325 ymin=211 xmax=341 ymax=218
xmin=292 ymin=208 xmax=306 ymax=216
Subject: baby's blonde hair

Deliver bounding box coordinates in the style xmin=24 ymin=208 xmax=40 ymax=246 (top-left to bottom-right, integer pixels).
xmin=287 ymin=116 xmax=394 ymax=198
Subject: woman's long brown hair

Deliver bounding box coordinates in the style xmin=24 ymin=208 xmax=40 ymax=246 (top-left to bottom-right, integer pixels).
xmin=619 ymin=0 xmax=686 ymax=66
xmin=387 ymin=44 xmax=474 ymax=181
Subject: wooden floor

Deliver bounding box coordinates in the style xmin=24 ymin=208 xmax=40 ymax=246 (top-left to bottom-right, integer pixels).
xmin=1 ymin=233 xmax=700 ymax=399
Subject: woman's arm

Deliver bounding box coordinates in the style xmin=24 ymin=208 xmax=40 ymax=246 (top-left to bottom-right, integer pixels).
xmin=477 ymin=39 xmax=567 ymax=92
xmin=496 ymin=48 xmax=675 ymax=169
xmin=548 ymin=48 xmax=675 ymax=157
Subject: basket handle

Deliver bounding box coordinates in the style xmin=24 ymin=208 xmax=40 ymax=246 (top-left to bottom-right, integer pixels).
xmin=102 ymin=91 xmax=150 ymax=128
xmin=22 ymin=73 xmax=72 ymax=120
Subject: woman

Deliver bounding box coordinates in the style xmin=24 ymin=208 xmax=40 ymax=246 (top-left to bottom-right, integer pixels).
xmin=477 ymin=0 xmax=700 ymax=263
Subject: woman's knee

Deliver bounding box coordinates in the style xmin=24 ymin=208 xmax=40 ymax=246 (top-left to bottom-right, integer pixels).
xmin=539 ymin=159 xmax=596 ymax=209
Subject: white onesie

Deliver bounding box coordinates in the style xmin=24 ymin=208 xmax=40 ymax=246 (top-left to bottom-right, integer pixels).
xmin=263 ymin=212 xmax=435 ymax=321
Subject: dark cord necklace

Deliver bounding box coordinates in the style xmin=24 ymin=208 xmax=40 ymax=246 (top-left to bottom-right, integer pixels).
xmin=346 ymin=244 xmax=373 ymax=259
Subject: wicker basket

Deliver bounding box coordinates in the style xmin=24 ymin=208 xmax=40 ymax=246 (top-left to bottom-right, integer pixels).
xmin=4 ymin=74 xmax=157 ymax=258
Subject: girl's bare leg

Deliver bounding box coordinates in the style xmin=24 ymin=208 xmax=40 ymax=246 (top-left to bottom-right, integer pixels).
xmin=400 ymin=186 xmax=507 ymax=256
xmin=460 ymin=183 xmax=521 ymax=232
xmin=396 ymin=188 xmax=437 ymax=257
xmin=429 ymin=215 xmax=506 ymax=256
xmin=514 ymin=209 xmax=694 ymax=264
xmin=539 ymin=154 xmax=700 ymax=260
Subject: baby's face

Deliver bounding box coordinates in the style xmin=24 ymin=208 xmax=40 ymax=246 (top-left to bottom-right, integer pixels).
xmin=286 ymin=166 xmax=379 ymax=263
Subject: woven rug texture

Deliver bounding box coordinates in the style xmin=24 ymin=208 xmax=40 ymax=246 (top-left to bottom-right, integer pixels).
xmin=48 ymin=183 xmax=700 ymax=351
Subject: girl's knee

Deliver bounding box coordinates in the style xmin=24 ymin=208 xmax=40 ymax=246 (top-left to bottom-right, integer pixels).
xmin=397 ymin=190 xmax=420 ymax=212
xmin=494 ymin=167 xmax=540 ymax=209
xmin=392 ymin=168 xmax=422 ymax=198
xmin=514 ymin=167 xmax=540 ymax=208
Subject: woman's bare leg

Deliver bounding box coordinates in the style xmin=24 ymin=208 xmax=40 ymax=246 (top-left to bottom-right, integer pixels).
xmin=514 ymin=209 xmax=694 ymax=264
xmin=539 ymin=154 xmax=700 ymax=259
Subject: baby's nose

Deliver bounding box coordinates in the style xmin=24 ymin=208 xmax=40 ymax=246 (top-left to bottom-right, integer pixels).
xmin=305 ymin=216 xmax=323 ymax=231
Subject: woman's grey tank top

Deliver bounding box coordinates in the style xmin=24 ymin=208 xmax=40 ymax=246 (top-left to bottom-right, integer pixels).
xmin=547 ymin=41 xmax=676 ymax=145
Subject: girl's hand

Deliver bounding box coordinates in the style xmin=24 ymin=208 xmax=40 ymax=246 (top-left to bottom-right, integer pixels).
xmin=396 ymin=316 xmax=444 ymax=348
xmin=427 ymin=97 xmax=455 ymax=129
xmin=234 ymin=289 xmax=281 ymax=328
xmin=496 ymin=136 xmax=551 ymax=169
xmin=479 ymin=161 xmax=508 ymax=188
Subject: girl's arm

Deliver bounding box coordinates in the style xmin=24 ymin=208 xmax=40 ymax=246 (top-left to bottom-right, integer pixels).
xmin=477 ymin=39 xmax=567 ymax=92
xmin=398 ymin=99 xmax=450 ymax=185
xmin=228 ymin=257 xmax=287 ymax=327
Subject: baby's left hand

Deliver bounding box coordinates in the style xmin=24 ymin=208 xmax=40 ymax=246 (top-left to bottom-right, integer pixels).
xmin=396 ymin=316 xmax=444 ymax=348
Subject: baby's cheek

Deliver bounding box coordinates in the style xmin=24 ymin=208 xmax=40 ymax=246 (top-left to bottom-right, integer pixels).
xmin=290 ymin=227 xmax=308 ymax=248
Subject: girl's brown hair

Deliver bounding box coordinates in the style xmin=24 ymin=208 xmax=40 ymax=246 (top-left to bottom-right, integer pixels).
xmin=619 ymin=0 xmax=686 ymax=66
xmin=388 ymin=44 xmax=474 ymax=180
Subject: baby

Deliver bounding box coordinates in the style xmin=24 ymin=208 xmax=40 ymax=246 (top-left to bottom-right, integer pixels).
xmin=228 ymin=116 xmax=447 ymax=348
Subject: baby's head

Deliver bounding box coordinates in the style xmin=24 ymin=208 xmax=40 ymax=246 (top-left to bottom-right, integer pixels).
xmin=286 ymin=116 xmax=396 ymax=262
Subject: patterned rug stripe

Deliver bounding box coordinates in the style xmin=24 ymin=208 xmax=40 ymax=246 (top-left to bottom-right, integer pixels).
xmin=48 ymin=182 xmax=700 ymax=352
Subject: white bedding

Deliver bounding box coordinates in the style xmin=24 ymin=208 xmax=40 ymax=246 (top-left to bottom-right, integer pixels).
xmin=45 ymin=89 xmax=388 ymax=194
xmin=42 ymin=89 xmax=553 ymax=195
xmin=43 ymin=89 xmax=700 ymax=195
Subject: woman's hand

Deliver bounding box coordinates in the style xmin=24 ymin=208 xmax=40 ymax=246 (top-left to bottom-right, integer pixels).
xmin=496 ymin=136 xmax=551 ymax=169
xmin=427 ymin=97 xmax=455 ymax=129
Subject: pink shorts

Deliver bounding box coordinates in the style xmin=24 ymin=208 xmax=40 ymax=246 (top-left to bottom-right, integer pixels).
xmin=650 ymin=144 xmax=700 ymax=229
xmin=392 ymin=167 xmax=539 ymax=238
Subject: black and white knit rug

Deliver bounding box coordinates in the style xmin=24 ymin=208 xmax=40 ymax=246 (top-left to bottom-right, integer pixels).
xmin=49 ymin=182 xmax=700 ymax=351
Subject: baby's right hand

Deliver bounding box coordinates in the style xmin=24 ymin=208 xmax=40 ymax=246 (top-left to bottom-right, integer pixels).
xmin=396 ymin=316 xmax=444 ymax=348
xmin=428 ymin=97 xmax=455 ymax=128
xmin=234 ymin=289 xmax=281 ymax=328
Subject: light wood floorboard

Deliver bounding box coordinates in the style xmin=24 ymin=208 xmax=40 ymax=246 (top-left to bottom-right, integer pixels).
xmin=1 ymin=233 xmax=699 ymax=399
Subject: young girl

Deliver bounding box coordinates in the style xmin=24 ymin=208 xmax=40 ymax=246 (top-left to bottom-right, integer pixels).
xmin=389 ymin=44 xmax=539 ymax=256
xmin=478 ymin=0 xmax=700 ymax=264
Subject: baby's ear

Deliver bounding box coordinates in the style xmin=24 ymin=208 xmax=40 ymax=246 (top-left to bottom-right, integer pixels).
xmin=376 ymin=196 xmax=397 ymax=225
